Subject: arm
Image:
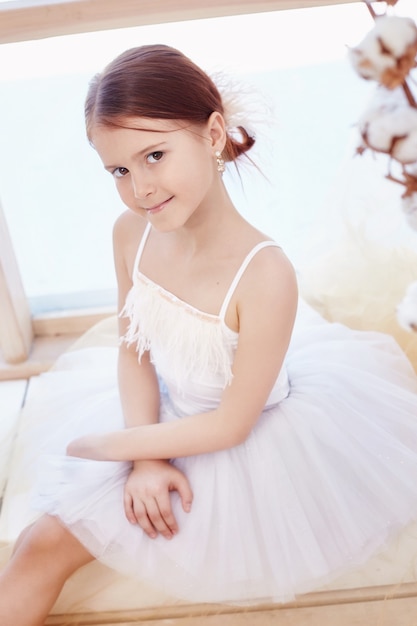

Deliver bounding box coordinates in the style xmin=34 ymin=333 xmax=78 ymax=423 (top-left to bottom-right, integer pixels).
xmin=68 ymin=246 xmax=298 ymax=461
xmin=112 ymin=213 xmax=193 ymax=537
xmin=114 ymin=211 xmax=160 ymax=430
xmin=113 ymin=212 xmax=162 ymax=436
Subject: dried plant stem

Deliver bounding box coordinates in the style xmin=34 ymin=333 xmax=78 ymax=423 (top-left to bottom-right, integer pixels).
xmin=386 ymin=173 xmax=406 ymax=187
xmin=402 ymin=80 xmax=417 ymax=108
xmin=386 ymin=170 xmax=417 ymax=197
xmin=363 ymin=0 xmax=377 ymax=20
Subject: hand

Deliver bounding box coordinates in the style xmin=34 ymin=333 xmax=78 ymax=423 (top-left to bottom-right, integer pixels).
xmin=124 ymin=460 xmax=193 ymax=540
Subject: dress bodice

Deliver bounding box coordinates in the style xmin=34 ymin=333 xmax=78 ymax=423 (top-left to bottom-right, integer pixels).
xmin=122 ymin=223 xmax=290 ymax=415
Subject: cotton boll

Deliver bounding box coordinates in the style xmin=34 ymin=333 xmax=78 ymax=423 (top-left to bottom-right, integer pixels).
xmin=360 ymin=105 xmax=417 ymax=156
xmin=358 ymin=87 xmax=410 ymax=132
xmin=349 ymin=15 xmax=417 ymax=88
xmin=349 ymin=33 xmax=396 ymax=81
xmin=397 ymin=281 xmax=417 ymax=332
xmin=375 ymin=15 xmax=417 ymax=57
xmin=373 ymin=85 xmax=410 ymax=108
xmin=361 ymin=112 xmax=398 ymax=152
xmin=392 ymin=128 xmax=417 ymax=164
xmin=401 ymin=193 xmax=417 ymax=231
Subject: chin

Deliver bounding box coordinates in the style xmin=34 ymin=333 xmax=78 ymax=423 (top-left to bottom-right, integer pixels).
xmin=147 ymin=215 xmax=189 ymax=233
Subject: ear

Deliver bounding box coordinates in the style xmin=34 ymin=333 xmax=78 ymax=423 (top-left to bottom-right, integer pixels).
xmin=207 ymin=111 xmax=227 ymax=153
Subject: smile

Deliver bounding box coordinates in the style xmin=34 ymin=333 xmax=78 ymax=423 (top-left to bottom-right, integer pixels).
xmin=143 ymin=197 xmax=173 ymax=214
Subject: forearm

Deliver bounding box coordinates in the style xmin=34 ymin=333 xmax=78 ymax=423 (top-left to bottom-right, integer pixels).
xmin=67 ymin=408 xmax=246 ymax=461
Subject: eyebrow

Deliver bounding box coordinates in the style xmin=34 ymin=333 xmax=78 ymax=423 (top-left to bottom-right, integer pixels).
xmin=104 ymin=141 xmax=168 ymax=171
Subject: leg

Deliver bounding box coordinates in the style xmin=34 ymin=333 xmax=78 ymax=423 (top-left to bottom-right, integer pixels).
xmin=0 ymin=514 xmax=94 ymax=626
xmin=10 ymin=520 xmax=36 ymax=555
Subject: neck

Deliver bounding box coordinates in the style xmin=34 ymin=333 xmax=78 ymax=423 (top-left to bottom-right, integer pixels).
xmin=169 ymin=181 xmax=242 ymax=254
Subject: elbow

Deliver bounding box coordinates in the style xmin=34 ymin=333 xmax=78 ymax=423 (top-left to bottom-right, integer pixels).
xmin=66 ymin=442 xmax=75 ymax=457
xmin=233 ymin=427 xmax=252 ymax=447
xmin=219 ymin=419 xmax=253 ymax=449
xmin=66 ymin=438 xmax=84 ymax=458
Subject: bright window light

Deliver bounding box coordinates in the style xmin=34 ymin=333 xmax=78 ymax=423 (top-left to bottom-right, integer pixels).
xmin=2 ymin=2 xmax=412 ymax=313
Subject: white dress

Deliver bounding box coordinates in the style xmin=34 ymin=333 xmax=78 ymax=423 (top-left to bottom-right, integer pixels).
xmin=29 ymin=222 xmax=417 ymax=605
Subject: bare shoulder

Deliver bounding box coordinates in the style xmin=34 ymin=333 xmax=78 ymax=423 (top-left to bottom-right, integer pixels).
xmin=238 ymin=243 xmax=298 ymax=320
xmin=112 ymin=211 xmax=149 ymax=283
xmin=247 ymin=243 xmax=297 ymax=291
xmin=113 ymin=210 xmax=147 ymax=247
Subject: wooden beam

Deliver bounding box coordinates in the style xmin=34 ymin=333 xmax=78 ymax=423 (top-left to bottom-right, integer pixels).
xmin=0 ymin=334 xmax=81 ymax=381
xmin=0 ymin=310 xmax=117 ymax=381
xmin=43 ymin=582 xmax=417 ymax=626
xmin=0 ymin=0 xmax=361 ymax=44
xmin=0 ymin=201 xmax=33 ymax=364
xmin=32 ymin=307 xmax=116 ymax=337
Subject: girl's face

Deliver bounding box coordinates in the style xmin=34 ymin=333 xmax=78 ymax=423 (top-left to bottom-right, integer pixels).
xmin=90 ymin=115 xmax=225 ymax=231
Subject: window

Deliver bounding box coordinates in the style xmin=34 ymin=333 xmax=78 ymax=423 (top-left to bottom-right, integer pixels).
xmin=2 ymin=1 xmax=414 ymax=317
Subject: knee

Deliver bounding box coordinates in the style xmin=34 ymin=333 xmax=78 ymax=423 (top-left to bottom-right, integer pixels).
xmin=20 ymin=515 xmax=69 ymax=556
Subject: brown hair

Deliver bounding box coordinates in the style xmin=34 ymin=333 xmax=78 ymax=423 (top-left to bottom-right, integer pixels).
xmin=85 ymin=44 xmax=254 ymax=163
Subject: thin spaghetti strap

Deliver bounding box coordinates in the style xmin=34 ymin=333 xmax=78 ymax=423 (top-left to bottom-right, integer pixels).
xmin=219 ymin=241 xmax=281 ymax=320
xmin=132 ymin=222 xmax=152 ymax=280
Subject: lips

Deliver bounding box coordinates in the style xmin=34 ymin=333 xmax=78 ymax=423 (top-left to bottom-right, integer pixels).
xmin=143 ymin=197 xmax=173 ymax=214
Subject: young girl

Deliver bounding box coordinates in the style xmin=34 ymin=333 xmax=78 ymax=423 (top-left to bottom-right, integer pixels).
xmin=1 ymin=43 xmax=417 ymax=625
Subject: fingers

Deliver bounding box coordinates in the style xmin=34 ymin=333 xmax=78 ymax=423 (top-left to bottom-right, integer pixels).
xmin=144 ymin=493 xmax=177 ymax=539
xmin=122 ymin=463 xmax=193 ymax=540
xmin=123 ymin=491 xmax=159 ymax=538
xmin=123 ymin=491 xmax=141 ymax=526
xmin=173 ymin=473 xmax=193 ymax=514
xmin=123 ymin=489 xmax=177 ymax=540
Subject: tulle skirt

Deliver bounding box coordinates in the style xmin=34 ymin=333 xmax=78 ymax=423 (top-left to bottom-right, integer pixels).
xmin=20 ymin=303 xmax=417 ymax=604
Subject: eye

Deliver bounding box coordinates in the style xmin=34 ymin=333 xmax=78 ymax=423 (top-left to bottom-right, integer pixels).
xmin=112 ymin=167 xmax=129 ymax=178
xmin=146 ymin=151 xmax=164 ymax=164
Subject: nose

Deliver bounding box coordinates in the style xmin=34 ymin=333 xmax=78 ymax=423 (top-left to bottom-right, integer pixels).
xmin=131 ymin=170 xmax=155 ymax=200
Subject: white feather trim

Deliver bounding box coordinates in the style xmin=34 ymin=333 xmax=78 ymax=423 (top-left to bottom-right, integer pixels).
xmin=120 ymin=274 xmax=237 ymax=390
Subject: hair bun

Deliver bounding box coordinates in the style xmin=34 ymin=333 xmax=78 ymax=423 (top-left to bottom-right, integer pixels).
xmin=224 ymin=125 xmax=255 ymax=162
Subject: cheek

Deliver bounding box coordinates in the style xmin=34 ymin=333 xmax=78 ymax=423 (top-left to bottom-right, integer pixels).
xmin=184 ymin=155 xmax=214 ymax=191
xmin=115 ymin=179 xmax=135 ymax=206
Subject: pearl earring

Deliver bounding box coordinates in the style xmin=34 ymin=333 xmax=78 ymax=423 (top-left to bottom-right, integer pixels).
xmin=215 ymin=151 xmax=225 ymax=174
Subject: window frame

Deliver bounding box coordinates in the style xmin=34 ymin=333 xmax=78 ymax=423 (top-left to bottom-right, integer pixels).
xmin=0 ymin=0 xmax=359 ymax=44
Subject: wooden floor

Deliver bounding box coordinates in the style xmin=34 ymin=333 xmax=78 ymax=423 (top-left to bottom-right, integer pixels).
xmin=0 ymin=333 xmax=80 ymax=382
